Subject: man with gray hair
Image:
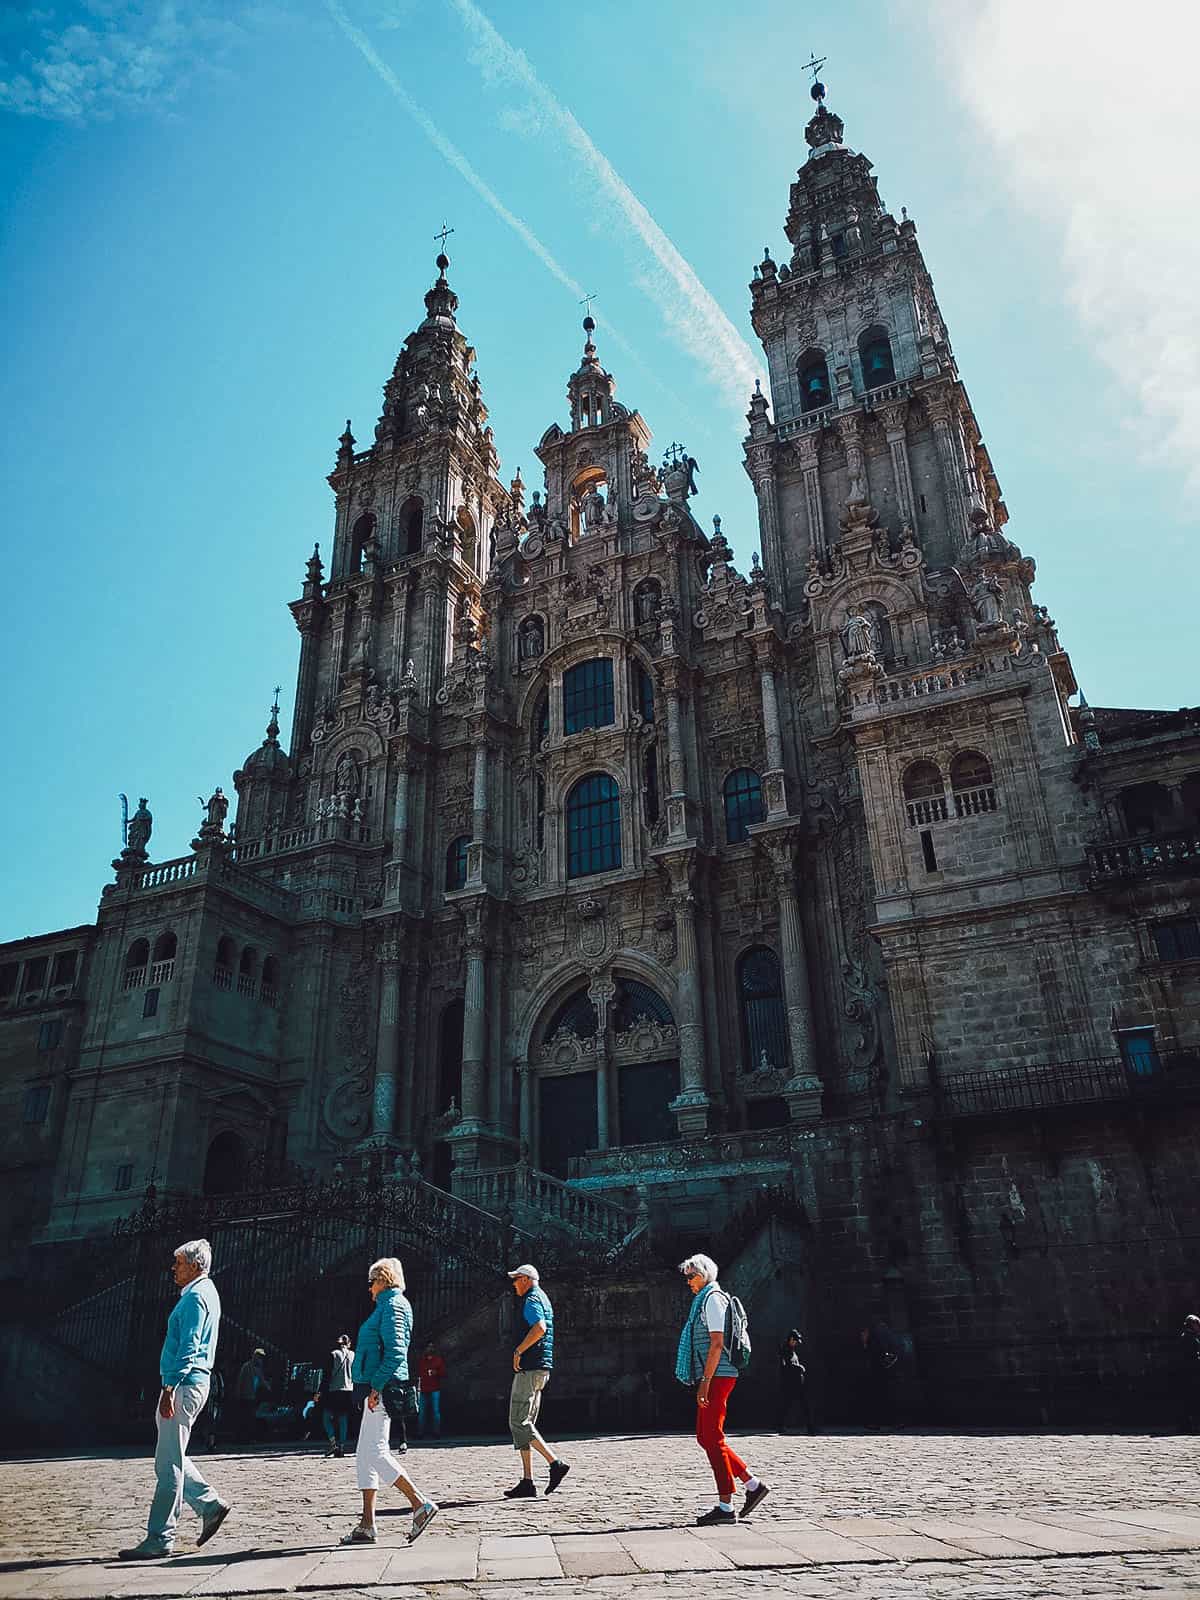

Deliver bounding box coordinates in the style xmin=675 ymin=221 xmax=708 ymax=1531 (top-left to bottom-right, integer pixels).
xmin=119 ymin=1239 xmax=231 ymax=1559
xmin=503 ymin=1264 xmax=570 ymax=1498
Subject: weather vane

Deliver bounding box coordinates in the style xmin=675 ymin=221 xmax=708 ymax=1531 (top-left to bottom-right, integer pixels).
xmin=802 ymin=52 xmax=828 ymax=102
xmin=579 ymin=290 xmax=598 ymax=319
xmin=433 ymin=221 xmax=454 ymax=254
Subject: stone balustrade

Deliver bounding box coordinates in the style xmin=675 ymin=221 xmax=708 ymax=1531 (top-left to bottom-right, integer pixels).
xmin=1087 ymin=827 xmax=1200 ymax=884
xmin=458 ymin=1164 xmax=634 ymax=1244
xmin=135 ymin=857 xmax=197 ymax=889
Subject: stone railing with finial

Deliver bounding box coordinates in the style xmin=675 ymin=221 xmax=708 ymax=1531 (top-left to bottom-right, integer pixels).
xmin=456 ymin=1163 xmax=636 ymax=1246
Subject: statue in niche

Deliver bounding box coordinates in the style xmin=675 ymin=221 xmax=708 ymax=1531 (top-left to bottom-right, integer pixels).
xmin=335 ymin=753 xmax=360 ymax=800
xmin=634 ymin=582 xmax=661 ymax=624
xmin=970 ymin=574 xmax=1004 ymax=626
xmin=581 ymin=484 xmax=607 ymax=530
xmin=518 ymin=616 xmax=545 ymax=659
xmin=842 ymin=611 xmax=877 ymax=661
xmin=127 ymin=797 xmax=153 ymax=854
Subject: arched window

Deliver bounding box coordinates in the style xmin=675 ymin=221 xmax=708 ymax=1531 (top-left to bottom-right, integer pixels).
xmin=123 ymin=938 xmax=149 ymax=989
xmin=457 ymin=508 xmax=479 ymax=574
xmin=438 ymin=998 xmax=464 ymax=1112
xmin=632 ymin=662 xmax=655 ymax=723
xmin=903 ymin=760 xmax=948 ymax=825
xmin=518 ymin=616 xmax=545 ymax=660
xmin=445 ymin=835 xmax=470 ymax=892
xmin=633 ymin=579 xmax=661 ymax=625
xmin=545 ymin=988 xmax=599 ymax=1040
xmin=859 ymin=326 xmax=896 ymax=389
xmin=261 ymin=955 xmax=281 ymax=1005
xmin=723 ymin=768 xmax=764 ymax=844
xmin=739 ymin=947 xmax=789 ymax=1074
xmin=151 ymin=932 xmax=177 ymax=984
xmin=613 ymin=979 xmax=673 ymax=1032
xmin=238 ymin=947 xmax=258 ymax=996
xmin=566 ymin=773 xmax=621 ymax=878
xmin=213 ymin=936 xmax=235 ymax=990
xmin=203 ymin=1131 xmax=247 ymax=1196
xmin=950 ymin=751 xmax=998 ymax=817
xmin=350 ymin=512 xmax=375 ymax=572
xmin=398 ymin=496 xmax=423 ymax=556
xmin=563 ymin=658 xmax=615 ymax=734
xmin=798 ymin=350 xmax=831 ymax=413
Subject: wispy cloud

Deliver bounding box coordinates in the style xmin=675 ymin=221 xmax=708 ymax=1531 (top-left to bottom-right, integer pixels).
xmin=922 ymin=0 xmax=1200 ymax=492
xmin=444 ymin=0 xmax=764 ymax=417
xmin=324 ymin=0 xmax=698 ymax=427
xmin=0 ymin=3 xmax=244 ymax=122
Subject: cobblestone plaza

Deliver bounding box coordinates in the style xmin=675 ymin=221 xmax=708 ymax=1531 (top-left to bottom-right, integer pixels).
xmin=2 ymin=1429 xmax=1199 ymax=1600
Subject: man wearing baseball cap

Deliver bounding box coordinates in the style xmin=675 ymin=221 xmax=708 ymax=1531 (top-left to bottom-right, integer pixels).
xmin=503 ymin=1264 xmax=570 ymax=1498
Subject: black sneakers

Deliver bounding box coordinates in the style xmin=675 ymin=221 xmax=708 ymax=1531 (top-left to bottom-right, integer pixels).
xmin=695 ymin=1506 xmax=737 ymax=1526
xmin=197 ymin=1504 xmax=231 ymax=1548
xmin=504 ymin=1478 xmax=537 ymax=1498
xmin=741 ymin=1482 xmax=770 ymax=1519
xmin=546 ymin=1461 xmax=571 ymax=1494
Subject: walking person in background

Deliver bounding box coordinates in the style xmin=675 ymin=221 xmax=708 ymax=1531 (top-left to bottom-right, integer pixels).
xmin=676 ymin=1254 xmax=769 ymax=1526
xmin=118 ymin=1239 xmax=231 ymax=1560
xmin=342 ymin=1258 xmax=438 ymax=1546
xmin=863 ymin=1319 xmax=902 ymax=1431
xmin=778 ymin=1329 xmax=818 ymax=1435
xmin=503 ymin=1264 xmax=570 ymax=1498
xmin=235 ymin=1348 xmax=270 ymax=1442
xmin=417 ymin=1341 xmax=446 ymax=1440
xmin=314 ymin=1333 xmax=355 ymax=1458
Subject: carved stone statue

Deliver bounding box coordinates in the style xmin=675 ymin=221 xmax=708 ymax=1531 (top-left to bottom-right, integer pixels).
xmin=201 ymin=787 xmax=228 ymax=830
xmin=518 ymin=616 xmax=544 ymax=659
xmin=127 ymin=797 xmax=153 ymax=854
xmin=527 ymin=490 xmax=547 ymax=531
xmin=842 ymin=611 xmax=877 ymax=661
xmin=581 ymin=485 xmax=606 ymax=529
xmin=970 ymin=574 xmax=1004 ymax=627
xmin=336 ymin=753 xmax=359 ymax=796
xmin=634 ymin=582 xmax=661 ymax=624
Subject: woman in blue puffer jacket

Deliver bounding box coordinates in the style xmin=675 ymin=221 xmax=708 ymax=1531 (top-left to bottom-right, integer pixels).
xmin=341 ymin=1257 xmax=438 ymax=1546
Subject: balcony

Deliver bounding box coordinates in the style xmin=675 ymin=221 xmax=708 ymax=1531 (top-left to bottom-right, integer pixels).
xmin=1087 ymin=828 xmax=1200 ymax=887
xmin=936 ymin=1050 xmax=1200 ymax=1119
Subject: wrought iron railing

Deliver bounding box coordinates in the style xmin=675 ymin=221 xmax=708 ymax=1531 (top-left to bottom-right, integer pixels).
xmin=936 ymin=1050 xmax=1200 ymax=1118
xmin=1087 ymin=828 xmax=1200 ymax=885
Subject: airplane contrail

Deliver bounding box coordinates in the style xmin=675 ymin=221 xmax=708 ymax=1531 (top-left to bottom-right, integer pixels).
xmin=324 ymin=1 xmax=700 ymax=432
xmin=445 ymin=0 xmax=765 ymax=413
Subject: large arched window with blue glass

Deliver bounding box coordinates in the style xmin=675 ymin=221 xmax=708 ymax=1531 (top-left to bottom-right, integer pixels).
xmin=563 ymin=658 xmax=614 ymax=734
xmin=566 ymin=773 xmax=621 ymax=878
xmin=723 ymin=768 xmax=764 ymax=843
xmin=738 ymin=947 xmax=789 ymax=1073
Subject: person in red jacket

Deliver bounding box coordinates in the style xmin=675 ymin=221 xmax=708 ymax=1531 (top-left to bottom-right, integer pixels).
xmin=417 ymin=1342 xmax=446 ymax=1439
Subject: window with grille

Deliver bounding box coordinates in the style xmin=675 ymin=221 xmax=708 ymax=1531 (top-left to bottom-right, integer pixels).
xmin=1152 ymin=918 xmax=1200 ymax=962
xmin=566 ymin=773 xmax=621 ymax=878
xmin=563 ymin=659 xmax=615 ymax=734
xmin=739 ymin=947 xmax=789 ymax=1073
xmin=51 ymin=952 xmax=77 ymax=986
xmin=613 ymin=980 xmax=673 ymax=1032
xmin=23 ymin=1083 xmax=51 ymax=1124
xmin=545 ymin=989 xmax=599 ymax=1040
xmin=445 ymin=835 xmax=471 ymax=892
xmin=723 ymin=768 xmax=764 ymax=843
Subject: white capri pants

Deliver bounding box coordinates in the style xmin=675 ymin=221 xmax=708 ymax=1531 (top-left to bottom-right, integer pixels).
xmin=355 ymin=1396 xmax=408 ymax=1490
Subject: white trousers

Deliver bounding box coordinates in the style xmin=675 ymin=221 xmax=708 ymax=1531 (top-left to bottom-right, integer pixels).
xmin=355 ymin=1396 xmax=407 ymax=1490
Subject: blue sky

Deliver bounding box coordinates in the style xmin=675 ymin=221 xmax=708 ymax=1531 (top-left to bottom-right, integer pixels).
xmin=1 ymin=0 xmax=1196 ymax=942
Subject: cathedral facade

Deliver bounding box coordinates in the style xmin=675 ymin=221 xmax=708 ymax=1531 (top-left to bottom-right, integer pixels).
xmin=4 ymin=86 xmax=1200 ymax=1417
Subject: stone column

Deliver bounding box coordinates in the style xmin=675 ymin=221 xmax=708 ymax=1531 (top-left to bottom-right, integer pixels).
xmin=794 ymin=433 xmax=827 ymax=559
xmin=392 ymin=762 xmax=410 ymax=860
xmin=755 ymin=641 xmax=789 ymax=818
xmin=588 ymin=972 xmax=616 ymax=1150
xmin=926 ymin=389 xmax=969 ymax=546
xmin=372 ymin=941 xmax=401 ymax=1139
xmin=745 ymin=443 xmax=787 ymax=610
xmin=837 ymin=414 xmax=868 ymax=506
xmin=396 ymin=959 xmax=420 ymax=1143
xmin=879 ymin=401 xmax=916 ymax=528
xmin=289 ymin=606 xmax=323 ymax=761
xmin=472 ymin=738 xmax=488 ymax=845
xmin=658 ymin=659 xmax=690 ymax=842
xmin=760 ymin=831 xmax=822 ymax=1121
xmin=460 ymin=918 xmax=487 ymax=1127
xmin=517 ymin=1059 xmax=533 ymax=1157
xmin=663 ymin=854 xmax=712 ymax=1135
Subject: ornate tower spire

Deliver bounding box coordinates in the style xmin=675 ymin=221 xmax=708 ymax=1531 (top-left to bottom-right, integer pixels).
xmin=567 ymin=312 xmax=617 ymax=431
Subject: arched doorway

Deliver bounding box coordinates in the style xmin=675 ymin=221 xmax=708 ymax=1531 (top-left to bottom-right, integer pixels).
xmin=203 ymin=1130 xmax=248 ymax=1196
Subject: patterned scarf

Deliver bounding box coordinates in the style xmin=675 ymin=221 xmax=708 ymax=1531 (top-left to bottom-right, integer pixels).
xmin=674 ymin=1285 xmax=713 ymax=1385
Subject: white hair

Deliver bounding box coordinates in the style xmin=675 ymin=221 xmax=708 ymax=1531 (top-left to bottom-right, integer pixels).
xmin=175 ymin=1238 xmax=212 ymax=1275
xmin=368 ymin=1256 xmax=406 ymax=1290
xmin=678 ymin=1253 xmax=718 ymax=1285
